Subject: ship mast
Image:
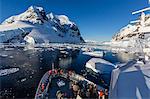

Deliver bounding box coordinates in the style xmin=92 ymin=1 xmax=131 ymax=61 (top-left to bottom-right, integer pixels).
xmin=131 ymin=1 xmax=150 ymax=62
xmin=52 ymin=63 xmax=55 ymax=71
xmin=132 ymin=7 xmax=150 ymax=27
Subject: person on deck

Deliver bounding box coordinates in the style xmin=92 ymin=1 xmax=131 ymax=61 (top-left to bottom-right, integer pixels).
xmin=99 ymin=90 xmax=104 ymax=99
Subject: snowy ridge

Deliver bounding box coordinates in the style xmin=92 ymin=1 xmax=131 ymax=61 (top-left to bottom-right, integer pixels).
xmin=0 ymin=6 xmax=84 ymax=44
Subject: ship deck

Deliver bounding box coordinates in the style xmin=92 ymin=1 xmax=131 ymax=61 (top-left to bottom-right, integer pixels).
xmin=48 ymin=76 xmax=74 ymax=98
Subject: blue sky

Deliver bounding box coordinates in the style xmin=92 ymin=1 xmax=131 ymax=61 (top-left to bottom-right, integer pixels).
xmin=0 ymin=0 xmax=149 ymax=42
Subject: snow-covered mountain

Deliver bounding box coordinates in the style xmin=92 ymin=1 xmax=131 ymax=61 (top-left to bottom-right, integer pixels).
xmin=0 ymin=6 xmax=84 ymax=44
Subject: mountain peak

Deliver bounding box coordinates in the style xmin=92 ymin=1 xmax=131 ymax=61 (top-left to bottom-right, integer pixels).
xmin=28 ymin=6 xmax=44 ymax=12
xmin=2 ymin=6 xmax=48 ymax=24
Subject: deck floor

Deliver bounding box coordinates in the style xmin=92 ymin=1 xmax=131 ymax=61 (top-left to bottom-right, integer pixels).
xmin=48 ymin=76 xmax=74 ymax=98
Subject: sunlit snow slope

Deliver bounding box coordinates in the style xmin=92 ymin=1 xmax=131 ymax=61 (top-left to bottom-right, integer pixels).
xmin=0 ymin=6 xmax=84 ymax=44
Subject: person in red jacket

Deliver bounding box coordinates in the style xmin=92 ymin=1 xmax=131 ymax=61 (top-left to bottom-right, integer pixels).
xmin=41 ymin=83 xmax=45 ymax=92
xmin=99 ymin=90 xmax=104 ymax=99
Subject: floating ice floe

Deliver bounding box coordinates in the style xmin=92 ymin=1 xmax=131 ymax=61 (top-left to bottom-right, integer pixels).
xmin=9 ymin=56 xmax=14 ymax=59
xmin=66 ymin=46 xmax=72 ymax=49
xmin=0 ymin=68 xmax=19 ymax=76
xmin=20 ymin=78 xmax=27 ymax=82
xmin=81 ymin=47 xmax=92 ymax=52
xmin=0 ymin=54 xmax=8 ymax=57
xmin=82 ymin=51 xmax=104 ymax=58
xmin=4 ymin=48 xmax=15 ymax=51
xmin=60 ymin=50 xmax=69 ymax=54
xmin=85 ymin=58 xmax=116 ymax=74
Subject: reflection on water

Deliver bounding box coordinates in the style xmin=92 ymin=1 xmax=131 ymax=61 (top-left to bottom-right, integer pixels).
xmin=0 ymin=47 xmax=136 ymax=98
xmin=59 ymin=57 xmax=72 ymax=69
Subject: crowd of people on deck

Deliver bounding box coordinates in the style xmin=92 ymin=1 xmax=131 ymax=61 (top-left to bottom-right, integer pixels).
xmin=39 ymin=68 xmax=109 ymax=99
xmin=55 ymin=75 xmax=109 ymax=99
xmin=55 ymin=69 xmax=109 ymax=99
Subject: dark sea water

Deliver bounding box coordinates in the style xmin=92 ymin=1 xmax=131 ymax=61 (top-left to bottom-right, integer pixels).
xmin=0 ymin=46 xmax=136 ymax=98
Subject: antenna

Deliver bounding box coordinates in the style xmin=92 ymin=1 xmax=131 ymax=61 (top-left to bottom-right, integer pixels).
xmin=52 ymin=63 xmax=55 ymax=71
xmin=130 ymin=20 xmax=140 ymax=24
xmin=132 ymin=7 xmax=150 ymax=27
xmin=130 ymin=1 xmax=150 ymax=62
xmin=132 ymin=7 xmax=150 ymax=15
